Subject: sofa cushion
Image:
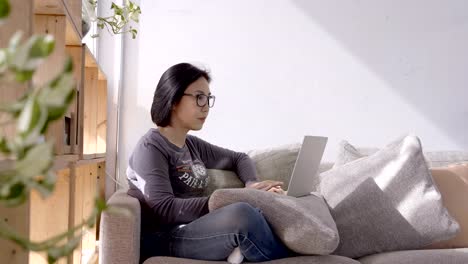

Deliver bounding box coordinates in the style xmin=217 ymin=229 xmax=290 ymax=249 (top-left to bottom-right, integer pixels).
xmin=333 ymin=139 xmax=468 ymax=168
xmin=144 ymin=255 xmax=361 ymax=264
xmin=358 ymin=248 xmax=468 ymax=264
xmin=334 ymin=141 xmax=468 ymax=249
xmin=208 ymin=188 xmax=339 ymax=255
xmin=425 ymin=164 xmax=468 ymax=249
xmin=425 ymin=151 xmax=468 ymax=167
xmin=319 ymin=135 xmax=460 ymax=258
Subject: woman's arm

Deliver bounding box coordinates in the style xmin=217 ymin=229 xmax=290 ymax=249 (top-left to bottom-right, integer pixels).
xmin=129 ymin=143 xmax=208 ymax=225
xmin=188 ymin=135 xmax=258 ymax=185
xmin=189 ymin=135 xmax=284 ymax=191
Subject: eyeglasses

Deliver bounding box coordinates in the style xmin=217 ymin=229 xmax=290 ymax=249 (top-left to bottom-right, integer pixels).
xmin=183 ymin=93 xmax=216 ymax=108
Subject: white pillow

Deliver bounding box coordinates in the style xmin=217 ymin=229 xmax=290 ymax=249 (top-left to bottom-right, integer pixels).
xmin=319 ymin=135 xmax=460 ymax=258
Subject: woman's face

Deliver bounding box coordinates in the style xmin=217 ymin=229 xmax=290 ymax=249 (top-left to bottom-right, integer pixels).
xmin=171 ymin=77 xmax=212 ymax=131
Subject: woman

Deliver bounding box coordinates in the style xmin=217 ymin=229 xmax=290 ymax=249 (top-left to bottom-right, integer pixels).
xmin=127 ymin=63 xmax=292 ymax=263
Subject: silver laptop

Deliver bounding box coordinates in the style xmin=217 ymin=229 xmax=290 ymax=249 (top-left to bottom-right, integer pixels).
xmin=286 ymin=136 xmax=328 ymax=198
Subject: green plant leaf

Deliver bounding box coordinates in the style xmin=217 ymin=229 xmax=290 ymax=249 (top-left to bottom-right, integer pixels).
xmin=17 ymin=96 xmax=43 ymax=136
xmin=39 ymin=74 xmax=75 ymax=118
xmin=88 ymin=0 xmax=97 ymax=8
xmin=15 ymin=142 xmax=53 ymax=179
xmin=16 ymin=96 xmax=48 ymax=145
xmin=0 ymin=136 xmax=10 ymax=153
xmin=64 ymin=56 xmax=73 ymax=73
xmin=15 ymin=70 xmax=34 ymax=82
xmin=47 ymin=235 xmax=82 ymax=264
xmin=0 ymin=49 xmax=6 ymax=73
xmin=22 ymin=35 xmax=55 ymax=70
xmin=8 ymin=31 xmax=22 ymax=50
xmin=128 ymin=1 xmax=141 ymax=22
xmin=6 ymin=34 xmax=55 ymax=81
xmin=28 ymin=171 xmax=56 ymax=198
xmin=0 ymin=93 xmax=28 ymax=116
xmin=0 ymin=182 xmax=27 ymax=206
xmin=29 ymin=35 xmax=55 ymax=58
xmin=17 ymin=96 xmax=40 ymax=135
xmin=0 ymin=0 xmax=10 ymax=20
xmin=95 ymin=197 xmax=108 ymax=211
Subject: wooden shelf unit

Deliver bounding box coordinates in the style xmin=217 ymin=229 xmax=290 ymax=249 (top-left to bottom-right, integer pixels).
xmin=0 ymin=1 xmax=109 ymax=264
xmin=82 ymin=46 xmax=108 ymax=160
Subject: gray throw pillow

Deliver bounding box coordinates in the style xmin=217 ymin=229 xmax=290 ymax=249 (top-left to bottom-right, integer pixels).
xmin=208 ymin=188 xmax=340 ymax=255
xmin=204 ymin=169 xmax=244 ymax=196
xmin=319 ymin=135 xmax=460 ymax=258
xmin=248 ymin=143 xmax=302 ymax=190
xmin=203 ymin=144 xmax=303 ymax=196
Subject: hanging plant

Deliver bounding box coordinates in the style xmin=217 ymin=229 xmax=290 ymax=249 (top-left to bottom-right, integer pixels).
xmin=82 ymin=0 xmax=141 ymax=39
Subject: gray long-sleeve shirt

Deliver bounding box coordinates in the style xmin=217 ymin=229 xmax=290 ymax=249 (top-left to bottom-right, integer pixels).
xmin=127 ymin=128 xmax=257 ymax=233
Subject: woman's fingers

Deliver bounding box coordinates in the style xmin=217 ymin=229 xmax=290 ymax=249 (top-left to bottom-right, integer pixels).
xmin=247 ymin=182 xmax=286 ymax=195
xmin=267 ymin=187 xmax=286 ymax=195
xmin=247 ymin=180 xmax=283 ymax=191
xmin=261 ymin=180 xmax=283 ymax=190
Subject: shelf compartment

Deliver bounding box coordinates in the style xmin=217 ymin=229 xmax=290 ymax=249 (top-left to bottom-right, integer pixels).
xmin=81 ymin=45 xmax=107 ymax=159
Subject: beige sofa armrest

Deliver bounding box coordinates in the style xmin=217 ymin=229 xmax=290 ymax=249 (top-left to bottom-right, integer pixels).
xmin=99 ymin=189 xmax=141 ymax=264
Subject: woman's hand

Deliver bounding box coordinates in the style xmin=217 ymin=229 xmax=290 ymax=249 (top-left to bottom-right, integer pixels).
xmin=267 ymin=186 xmax=286 ymax=195
xmin=245 ymin=180 xmax=283 ymax=191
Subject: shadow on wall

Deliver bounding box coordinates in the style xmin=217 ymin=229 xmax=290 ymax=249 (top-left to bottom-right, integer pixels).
xmin=292 ymin=0 xmax=468 ymax=149
xmin=118 ymin=102 xmax=151 ymax=190
xmin=117 ymin=0 xmax=155 ymax=189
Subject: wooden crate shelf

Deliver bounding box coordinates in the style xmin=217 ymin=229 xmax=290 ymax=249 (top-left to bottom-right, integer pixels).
xmin=34 ymin=0 xmax=65 ymax=15
xmin=0 ymin=1 xmax=108 ymax=264
xmin=81 ymin=46 xmax=107 ymax=160
xmin=70 ymin=163 xmax=100 ymax=264
xmin=29 ymin=168 xmax=71 ymax=264
xmin=33 ymin=13 xmax=76 ymax=155
xmin=34 ymin=0 xmax=82 ymax=43
xmin=32 ymin=0 xmax=83 ymax=156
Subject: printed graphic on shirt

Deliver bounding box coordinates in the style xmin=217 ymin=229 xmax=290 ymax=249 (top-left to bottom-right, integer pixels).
xmin=175 ymin=160 xmax=209 ymax=189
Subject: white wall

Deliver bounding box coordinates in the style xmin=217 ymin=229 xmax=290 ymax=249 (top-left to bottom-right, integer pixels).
xmin=97 ymin=0 xmax=124 ymax=196
xmin=113 ymin=0 xmax=468 ymax=187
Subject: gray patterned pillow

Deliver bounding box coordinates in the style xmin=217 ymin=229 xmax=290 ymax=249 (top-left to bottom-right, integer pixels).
xmin=319 ymin=135 xmax=460 ymax=258
xmin=208 ymin=188 xmax=340 ymax=255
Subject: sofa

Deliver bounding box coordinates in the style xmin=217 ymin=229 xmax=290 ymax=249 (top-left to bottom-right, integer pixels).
xmin=99 ymin=141 xmax=468 ymax=264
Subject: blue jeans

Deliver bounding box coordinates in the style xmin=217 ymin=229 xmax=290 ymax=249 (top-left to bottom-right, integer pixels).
xmin=140 ymin=202 xmax=292 ymax=263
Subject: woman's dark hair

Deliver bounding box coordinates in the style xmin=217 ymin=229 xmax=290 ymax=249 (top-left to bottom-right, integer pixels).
xmin=151 ymin=63 xmax=211 ymax=127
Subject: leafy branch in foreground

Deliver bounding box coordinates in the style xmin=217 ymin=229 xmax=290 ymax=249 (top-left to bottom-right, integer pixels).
xmin=0 ymin=1 xmax=113 ymax=262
